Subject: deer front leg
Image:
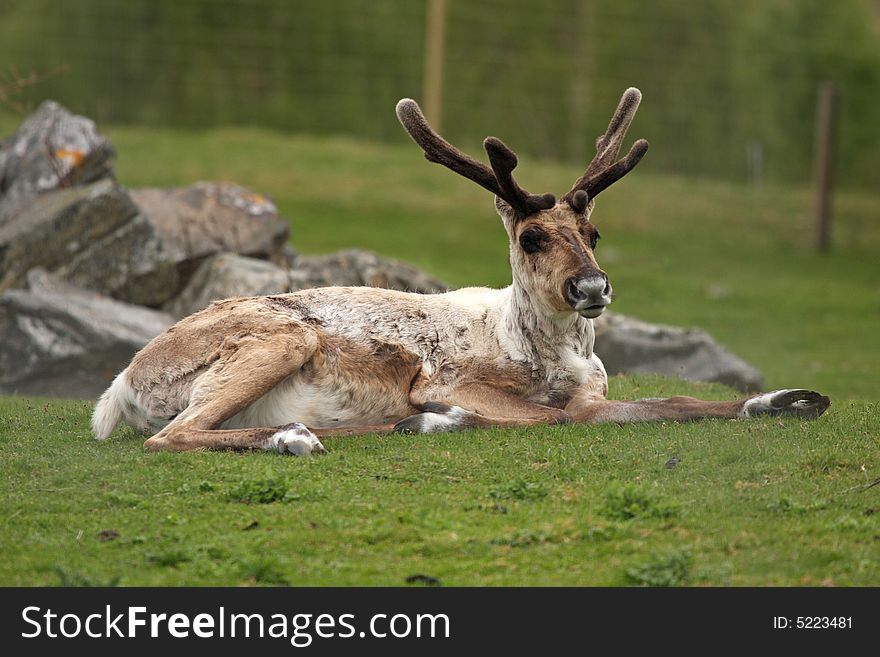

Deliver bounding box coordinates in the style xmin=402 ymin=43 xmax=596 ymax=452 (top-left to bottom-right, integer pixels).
xmin=394 ymin=381 xmax=570 ymax=434
xmin=564 ymin=388 xmax=830 ymax=423
xmin=393 ymin=384 xmax=830 ymax=434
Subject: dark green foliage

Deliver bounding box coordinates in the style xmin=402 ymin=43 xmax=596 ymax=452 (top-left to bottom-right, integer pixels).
xmin=234 ymin=556 xmax=290 ymax=585
xmin=49 ymin=568 xmax=121 ymax=587
xmin=489 ymin=479 xmax=548 ymax=501
xmin=602 ymin=482 xmax=680 ymax=521
xmin=226 ymin=477 xmax=289 ymax=504
xmin=625 ymin=549 xmax=693 ymax=587
xmin=147 ymin=549 xmax=192 ymax=568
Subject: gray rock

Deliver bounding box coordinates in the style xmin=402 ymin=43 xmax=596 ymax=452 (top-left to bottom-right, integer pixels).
xmin=279 ymin=244 xmax=299 ymax=268
xmin=130 ymin=182 xmax=290 ymax=269
xmin=166 ymin=253 xmax=292 ymax=318
xmin=0 ymin=101 xmax=115 ymax=225
xmin=55 ymin=212 xmax=180 ymax=308
xmin=0 ymin=269 xmax=174 ymax=399
xmin=289 ymin=249 xmax=448 ymax=294
xmin=593 ymin=312 xmax=764 ymax=392
xmin=164 ymin=248 xmax=449 ymax=318
xmin=0 ymin=178 xmax=179 ymax=306
xmin=0 ymin=179 xmax=136 ymax=292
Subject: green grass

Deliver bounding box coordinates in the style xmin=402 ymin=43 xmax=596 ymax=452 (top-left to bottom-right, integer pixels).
xmin=2 ymin=382 xmax=878 ymax=586
xmin=0 ymin=123 xmax=878 ymax=585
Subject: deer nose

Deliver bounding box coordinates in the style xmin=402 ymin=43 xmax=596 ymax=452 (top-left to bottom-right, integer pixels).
xmin=565 ymin=275 xmax=612 ymax=315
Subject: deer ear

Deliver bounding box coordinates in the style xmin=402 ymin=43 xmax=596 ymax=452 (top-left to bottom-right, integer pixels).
xmin=569 ymin=190 xmax=589 ymax=214
xmin=494 ymin=196 xmax=518 ymax=229
xmin=494 ymin=195 xmax=514 ymax=217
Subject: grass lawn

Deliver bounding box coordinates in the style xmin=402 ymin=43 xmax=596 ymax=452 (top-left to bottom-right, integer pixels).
xmin=2 ymin=382 xmax=878 ymax=586
xmin=0 ymin=122 xmax=878 ymax=585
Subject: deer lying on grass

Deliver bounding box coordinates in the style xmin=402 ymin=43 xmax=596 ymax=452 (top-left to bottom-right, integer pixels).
xmin=92 ymin=88 xmax=830 ymax=455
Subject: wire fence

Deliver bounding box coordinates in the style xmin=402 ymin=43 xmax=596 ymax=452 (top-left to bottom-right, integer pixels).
xmin=1 ymin=0 xmax=878 ymax=188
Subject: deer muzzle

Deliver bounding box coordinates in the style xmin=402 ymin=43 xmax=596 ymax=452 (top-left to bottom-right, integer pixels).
xmin=565 ymin=275 xmax=612 ymax=318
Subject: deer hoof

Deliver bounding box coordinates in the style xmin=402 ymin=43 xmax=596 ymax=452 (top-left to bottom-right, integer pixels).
xmin=268 ymin=423 xmax=327 ymax=455
xmin=741 ymin=389 xmax=831 ymax=419
xmin=394 ymin=403 xmax=473 ymax=434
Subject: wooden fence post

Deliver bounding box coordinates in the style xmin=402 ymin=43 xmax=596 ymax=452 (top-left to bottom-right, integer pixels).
xmin=423 ymin=0 xmax=448 ymax=131
xmin=812 ymin=82 xmax=839 ymax=252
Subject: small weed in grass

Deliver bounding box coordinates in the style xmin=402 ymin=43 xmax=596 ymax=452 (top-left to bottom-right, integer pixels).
xmin=148 ymin=549 xmax=192 ymax=568
xmin=236 ymin=556 xmax=289 ymax=585
xmin=825 ymin=516 xmax=872 ymax=532
xmin=625 ymin=549 xmax=693 ymax=587
xmin=602 ymin=482 xmax=679 ymax=521
xmin=490 ymin=479 xmax=548 ymax=501
xmin=491 ymin=525 xmax=610 ymax=548
xmin=463 ymin=502 xmax=508 ymax=513
xmin=105 ymin=491 xmax=141 ymax=508
xmin=204 ymin=546 xmax=231 ymax=561
xmin=766 ymin=497 xmax=828 ymax=515
xmin=177 ymin=481 xmax=217 ymax=495
xmin=226 ymin=477 xmax=289 ymax=504
xmin=50 ymin=567 xmax=121 ymax=587
xmin=583 ymin=524 xmax=619 ymax=542
xmin=490 ymin=531 xmax=552 ymax=548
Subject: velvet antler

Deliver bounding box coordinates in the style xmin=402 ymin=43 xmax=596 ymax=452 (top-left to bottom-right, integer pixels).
xmin=396 ymin=99 xmax=555 ymax=219
xmin=563 ymin=87 xmax=649 ymax=213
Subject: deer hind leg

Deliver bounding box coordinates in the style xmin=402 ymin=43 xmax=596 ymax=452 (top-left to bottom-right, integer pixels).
xmin=143 ymin=327 xmax=329 ymax=455
xmin=564 ymin=388 xmax=830 ymax=423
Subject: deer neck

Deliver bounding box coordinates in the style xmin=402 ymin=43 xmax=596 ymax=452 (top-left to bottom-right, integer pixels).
xmin=500 ymin=280 xmax=595 ymax=365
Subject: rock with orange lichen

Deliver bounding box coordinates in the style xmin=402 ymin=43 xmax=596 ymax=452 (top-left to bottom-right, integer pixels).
xmin=0 ymin=104 xmax=294 ymax=307
xmin=0 ymin=101 xmax=115 ymax=225
xmin=129 ymin=182 xmax=290 ymax=267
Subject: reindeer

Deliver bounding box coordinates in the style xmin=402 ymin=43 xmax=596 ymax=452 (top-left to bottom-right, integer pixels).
xmin=92 ymin=88 xmax=830 ymax=455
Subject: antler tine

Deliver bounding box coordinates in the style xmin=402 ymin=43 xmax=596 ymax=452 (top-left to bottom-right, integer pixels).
xmin=581 ymin=138 xmax=649 ymax=199
xmin=564 ymin=87 xmax=649 ymax=212
xmin=396 ymin=99 xmax=500 ymax=196
xmin=484 ymin=137 xmax=556 ymax=217
xmin=592 ymin=87 xmax=643 ymax=173
xmin=396 ymin=98 xmax=554 ymax=219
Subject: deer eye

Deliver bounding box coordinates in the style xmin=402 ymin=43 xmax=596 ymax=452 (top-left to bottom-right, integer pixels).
xmin=589 ymin=230 xmax=601 ymax=250
xmin=519 ymin=228 xmax=547 ymax=254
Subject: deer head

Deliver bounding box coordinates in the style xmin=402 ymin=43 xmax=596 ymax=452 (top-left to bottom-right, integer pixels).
xmin=396 ymin=88 xmax=648 ymax=320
